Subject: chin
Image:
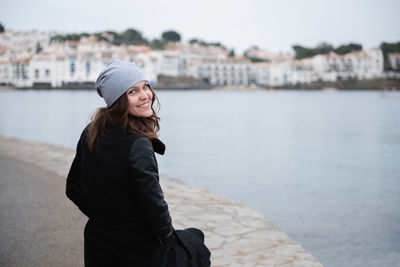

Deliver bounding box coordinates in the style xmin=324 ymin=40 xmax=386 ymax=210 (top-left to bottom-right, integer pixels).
xmin=130 ymin=109 xmax=153 ymax=118
xmin=138 ymin=112 xmax=153 ymax=118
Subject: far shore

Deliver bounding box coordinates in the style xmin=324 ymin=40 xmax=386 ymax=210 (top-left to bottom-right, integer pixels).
xmin=1 ymin=78 xmax=400 ymax=91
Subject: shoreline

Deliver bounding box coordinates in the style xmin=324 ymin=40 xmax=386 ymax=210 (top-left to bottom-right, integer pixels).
xmin=1 ymin=78 xmax=400 ymax=91
xmin=0 ymin=134 xmax=324 ymax=266
xmin=2 ymin=85 xmax=399 ymax=92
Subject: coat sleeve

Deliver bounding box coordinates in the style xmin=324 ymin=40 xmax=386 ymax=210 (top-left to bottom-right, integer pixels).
xmin=66 ymin=132 xmax=89 ymax=217
xmin=128 ymin=137 xmax=174 ymax=244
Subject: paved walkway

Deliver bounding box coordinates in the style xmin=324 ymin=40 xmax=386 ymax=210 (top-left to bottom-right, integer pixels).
xmin=0 ymin=154 xmax=84 ymax=267
xmin=0 ymin=135 xmax=323 ymax=266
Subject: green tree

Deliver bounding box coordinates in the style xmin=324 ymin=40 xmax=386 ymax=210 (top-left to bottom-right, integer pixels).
xmin=105 ymin=31 xmax=122 ymax=45
xmin=334 ymin=43 xmax=362 ymax=54
xmin=189 ymin=38 xmax=207 ymax=46
xmin=209 ymin=42 xmax=225 ymax=48
xmin=161 ymin=30 xmax=181 ymax=42
xmin=228 ymin=49 xmax=235 ymax=57
xmin=150 ymin=38 xmax=168 ymax=50
xmin=94 ymin=32 xmax=107 ymax=41
xmin=292 ymin=45 xmax=317 ymax=59
xmin=292 ymin=42 xmax=341 ymax=59
xmin=0 ymin=23 xmax=4 ymax=33
xmin=65 ymin=34 xmax=81 ymax=41
xmin=380 ymin=41 xmax=400 ymax=70
xmin=188 ymin=38 xmax=226 ymax=50
xmin=50 ymin=35 xmax=66 ymax=42
xmin=315 ymin=42 xmax=334 ymax=54
xmin=122 ymin=28 xmax=147 ymax=45
xmin=245 ymin=57 xmax=270 ymax=63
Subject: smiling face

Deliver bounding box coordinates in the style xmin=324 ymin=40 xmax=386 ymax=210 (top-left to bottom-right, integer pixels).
xmin=125 ymin=81 xmax=153 ymax=118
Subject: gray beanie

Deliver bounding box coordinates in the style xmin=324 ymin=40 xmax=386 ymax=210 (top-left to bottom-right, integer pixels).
xmin=95 ymin=60 xmax=148 ymax=107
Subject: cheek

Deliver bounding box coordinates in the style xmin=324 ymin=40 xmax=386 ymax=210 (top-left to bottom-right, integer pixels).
xmin=128 ymin=97 xmax=138 ymax=110
xmin=147 ymin=91 xmax=153 ymax=100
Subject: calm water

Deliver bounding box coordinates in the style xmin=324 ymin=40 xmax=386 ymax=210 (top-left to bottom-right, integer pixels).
xmin=1 ymin=89 xmax=400 ymax=266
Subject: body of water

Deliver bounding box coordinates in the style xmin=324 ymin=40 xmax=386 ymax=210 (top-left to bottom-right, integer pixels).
xmin=1 ymin=89 xmax=399 ymax=266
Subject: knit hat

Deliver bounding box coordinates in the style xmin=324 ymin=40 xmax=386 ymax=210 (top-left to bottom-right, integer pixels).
xmin=95 ymin=60 xmax=148 ymax=107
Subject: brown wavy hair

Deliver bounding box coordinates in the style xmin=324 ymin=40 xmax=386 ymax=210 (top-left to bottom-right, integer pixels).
xmin=87 ymin=85 xmax=160 ymax=152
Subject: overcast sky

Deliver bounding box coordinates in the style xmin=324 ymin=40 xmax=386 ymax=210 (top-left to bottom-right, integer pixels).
xmin=1 ymin=0 xmax=399 ymax=54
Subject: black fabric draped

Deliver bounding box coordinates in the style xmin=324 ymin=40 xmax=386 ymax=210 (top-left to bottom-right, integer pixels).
xmin=66 ymin=124 xmax=210 ymax=266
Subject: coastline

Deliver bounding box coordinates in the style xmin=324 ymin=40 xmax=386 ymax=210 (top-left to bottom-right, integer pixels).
xmin=0 ymin=85 xmax=14 ymax=91
xmin=0 ymin=134 xmax=324 ymax=266
xmin=2 ymin=77 xmax=399 ymax=91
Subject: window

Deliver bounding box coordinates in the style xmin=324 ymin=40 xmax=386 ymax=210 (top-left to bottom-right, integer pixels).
xmin=86 ymin=62 xmax=91 ymax=77
xmin=45 ymin=69 xmax=50 ymax=77
xmin=70 ymin=62 xmax=75 ymax=76
xmin=35 ymin=69 xmax=39 ymax=79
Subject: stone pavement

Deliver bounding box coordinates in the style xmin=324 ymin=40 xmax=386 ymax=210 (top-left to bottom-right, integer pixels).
xmin=0 ymin=135 xmax=323 ymax=267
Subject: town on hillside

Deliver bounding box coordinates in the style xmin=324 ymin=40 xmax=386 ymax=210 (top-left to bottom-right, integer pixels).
xmin=0 ymin=29 xmax=399 ymax=90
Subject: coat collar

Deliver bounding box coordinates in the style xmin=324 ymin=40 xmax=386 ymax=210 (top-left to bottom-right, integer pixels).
xmin=151 ymin=138 xmax=166 ymax=155
xmin=100 ymin=123 xmax=166 ymax=155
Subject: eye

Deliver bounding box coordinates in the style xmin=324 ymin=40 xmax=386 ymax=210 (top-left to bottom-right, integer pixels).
xmin=143 ymin=84 xmax=150 ymax=90
xmin=128 ymin=89 xmax=136 ymax=95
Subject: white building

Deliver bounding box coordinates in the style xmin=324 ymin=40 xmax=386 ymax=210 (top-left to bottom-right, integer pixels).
xmin=311 ymin=48 xmax=383 ymax=81
xmin=134 ymin=43 xmax=229 ymax=84
xmin=133 ymin=51 xmax=161 ymax=84
xmin=28 ymin=52 xmax=107 ymax=88
xmin=388 ymin=53 xmax=400 ymax=70
xmin=188 ymin=57 xmax=252 ymax=86
xmin=0 ymin=30 xmax=50 ymax=56
xmin=0 ymin=30 xmax=388 ymax=88
xmin=245 ymin=47 xmax=293 ymax=63
xmin=251 ymin=48 xmax=384 ymax=87
xmin=24 ymin=37 xmax=154 ymax=88
xmin=27 ymin=39 xmax=109 ymax=87
xmin=167 ymin=42 xmax=228 ymax=59
xmin=268 ymin=61 xmax=290 ymax=86
xmin=343 ymin=48 xmax=383 ymax=79
xmin=252 ymin=62 xmax=271 ymax=86
xmin=254 ymin=59 xmax=321 ymax=87
xmin=11 ymin=58 xmax=31 ymax=87
xmin=157 ymin=50 xmax=185 ymax=77
xmin=288 ymin=59 xmax=317 ymax=85
xmin=134 ymin=50 xmax=183 ymax=84
xmin=0 ymin=56 xmax=12 ymax=85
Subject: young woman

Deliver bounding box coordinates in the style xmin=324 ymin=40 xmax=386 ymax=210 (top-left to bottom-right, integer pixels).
xmin=66 ymin=60 xmax=210 ymax=266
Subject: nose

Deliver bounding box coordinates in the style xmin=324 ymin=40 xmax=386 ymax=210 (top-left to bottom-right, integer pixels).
xmin=138 ymin=89 xmax=149 ymax=100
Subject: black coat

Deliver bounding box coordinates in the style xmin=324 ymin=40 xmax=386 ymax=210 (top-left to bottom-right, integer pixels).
xmin=66 ymin=124 xmax=210 ymax=266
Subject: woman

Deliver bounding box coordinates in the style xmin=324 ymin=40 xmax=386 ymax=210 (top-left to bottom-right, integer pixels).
xmin=66 ymin=60 xmax=211 ymax=266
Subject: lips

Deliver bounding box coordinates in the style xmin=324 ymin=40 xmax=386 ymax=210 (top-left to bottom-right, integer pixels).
xmin=138 ymin=102 xmax=149 ymax=108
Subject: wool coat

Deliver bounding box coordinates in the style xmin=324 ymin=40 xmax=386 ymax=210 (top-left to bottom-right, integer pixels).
xmin=66 ymin=124 xmax=210 ymax=266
